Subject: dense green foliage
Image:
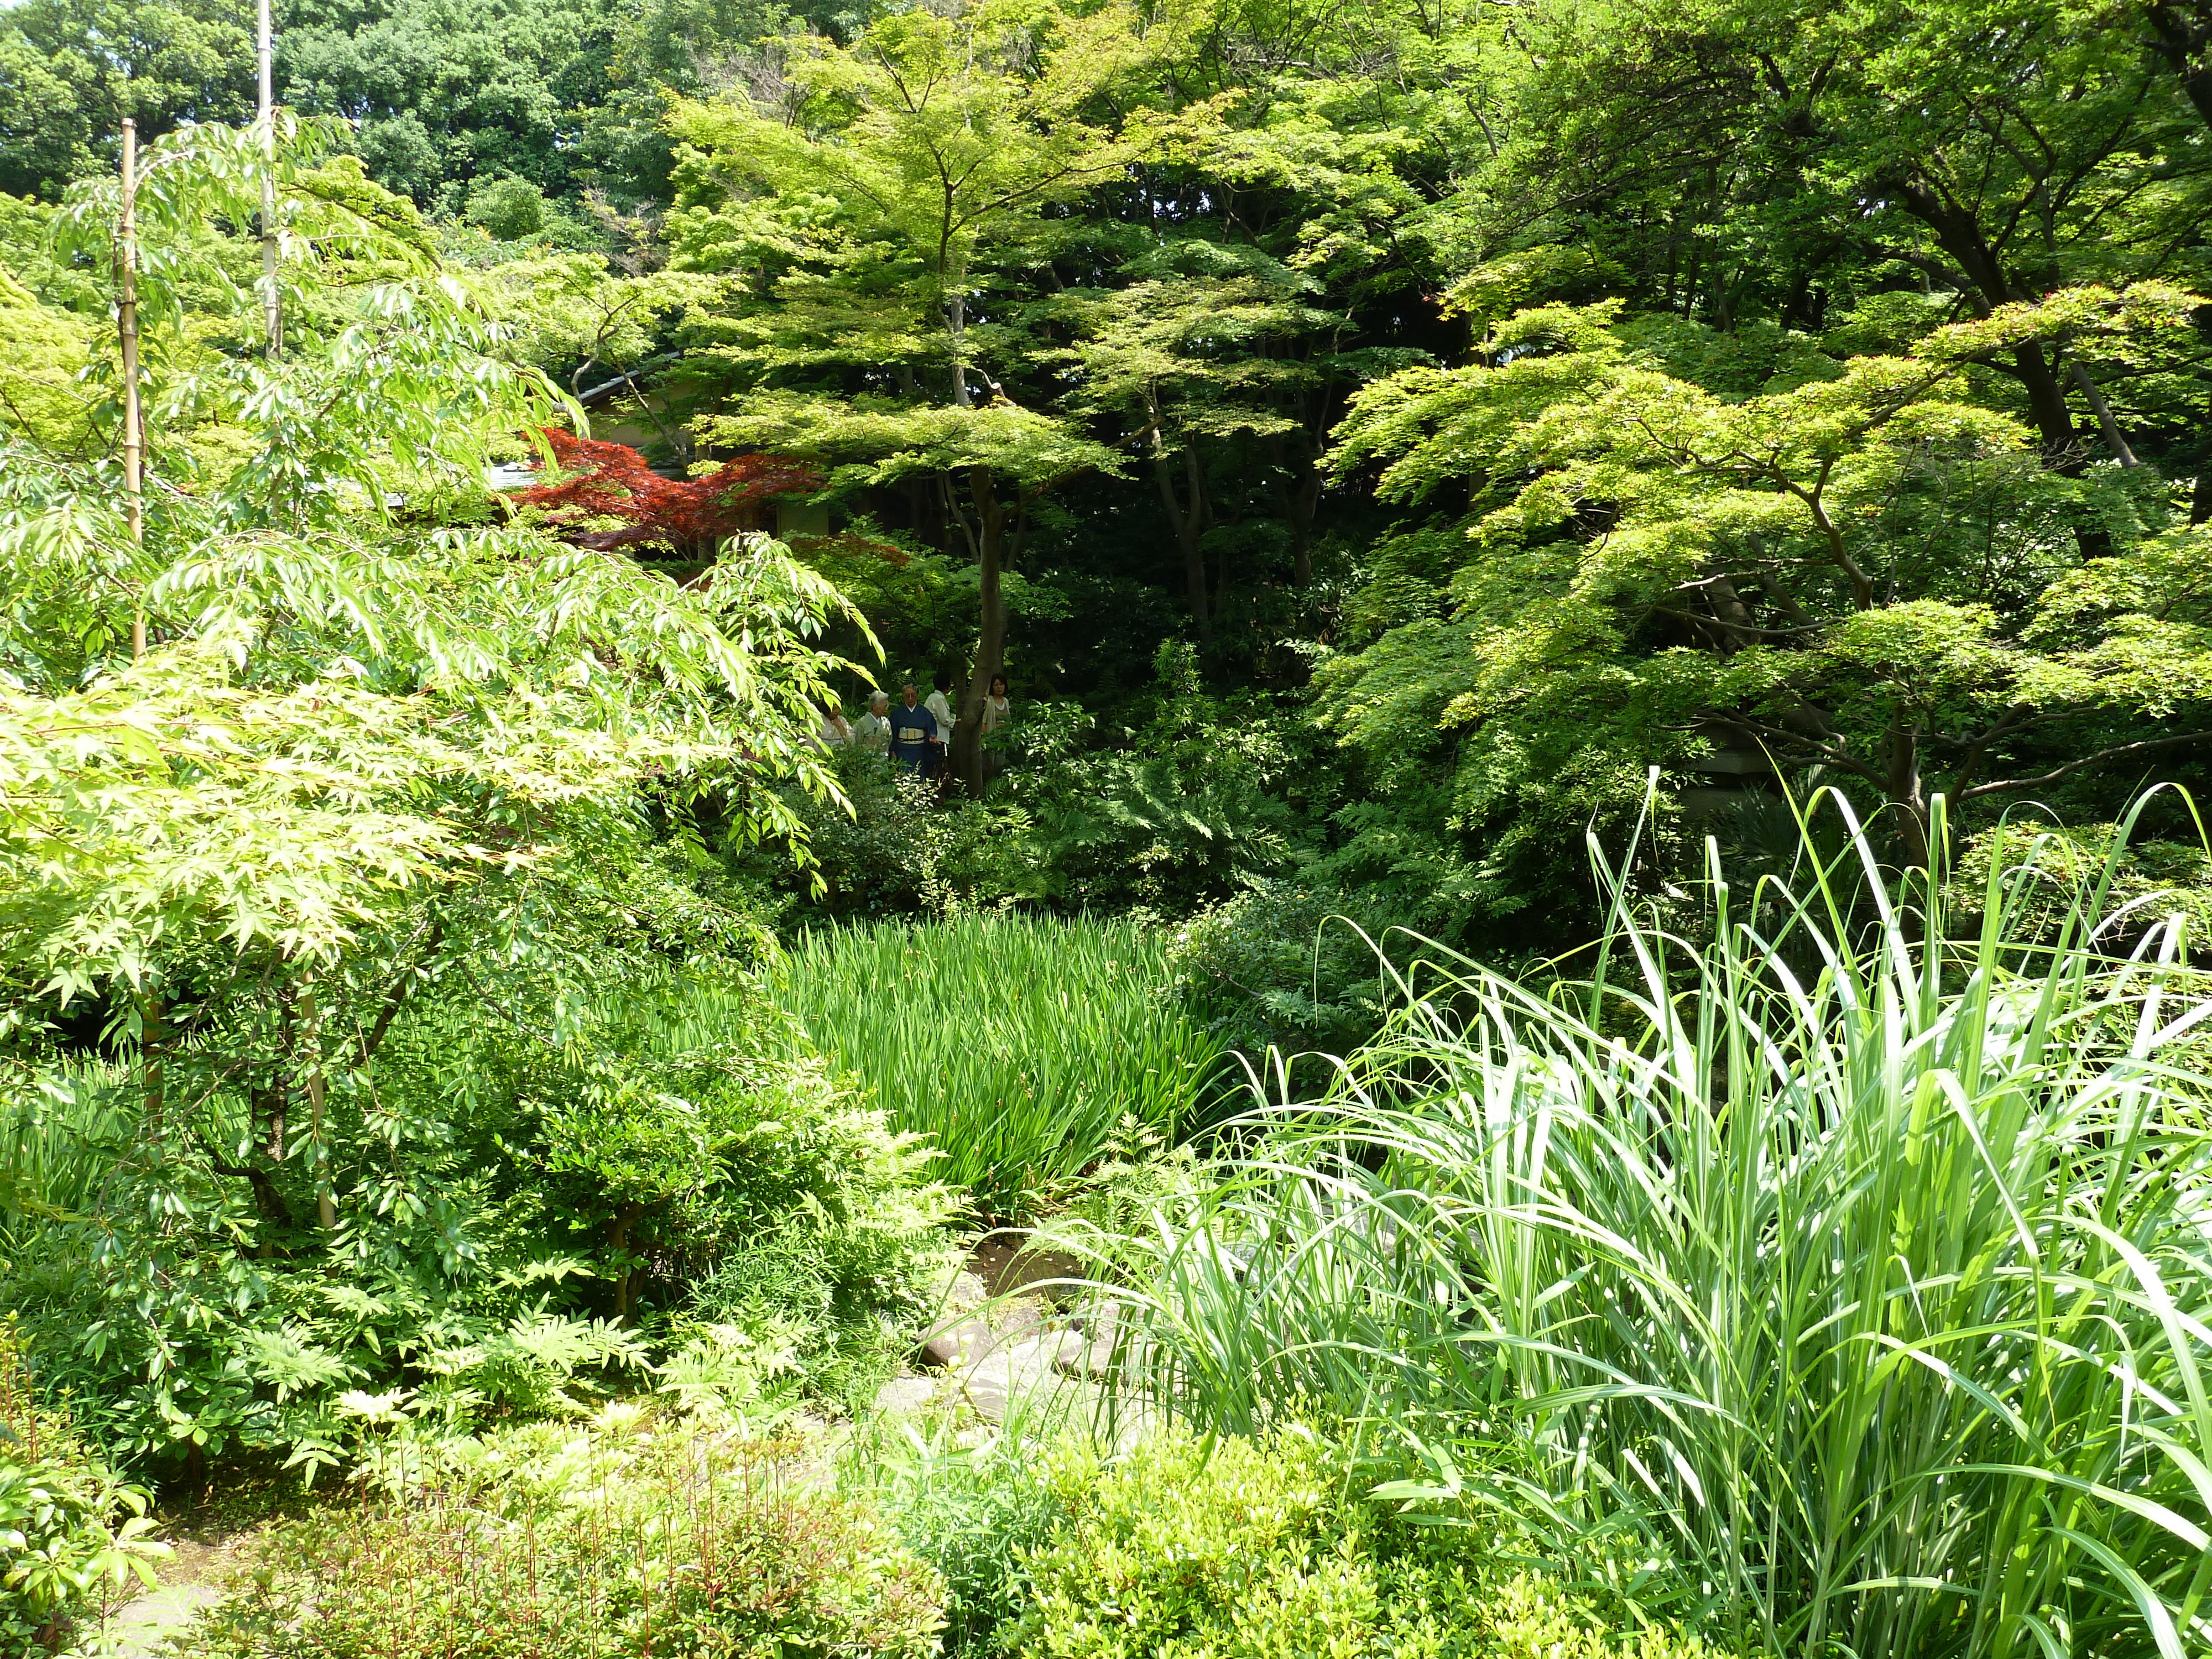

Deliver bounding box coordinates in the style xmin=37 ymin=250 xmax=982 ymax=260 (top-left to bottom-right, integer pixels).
xmin=1068 ymin=801 xmax=2212 ymax=1657
xmin=0 ymin=114 xmax=958 ymax=1484
xmin=858 ymin=1416 xmax=1719 ymax=1659
xmin=1012 ymin=1427 xmax=1712 ymax=1659
xmin=0 ymin=1319 xmax=165 ymax=1651
xmin=759 ymin=643 xmax=1304 ymax=926
xmin=15 ymin=0 xmax=2212 ymax=947
xmin=772 ymin=912 xmax=1225 ymax=1218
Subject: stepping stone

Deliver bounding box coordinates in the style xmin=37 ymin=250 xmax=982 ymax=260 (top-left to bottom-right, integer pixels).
xmin=1055 ymin=1337 xmax=1112 ymax=1379
xmin=873 ymin=1376 xmax=938 ymax=1415
xmin=917 ymin=1316 xmax=995 ymax=1369
xmin=932 ymin=1268 xmax=989 ymax=1314
xmin=959 ymin=1332 xmax=1085 ymax=1423
xmin=104 ymin=1581 xmax=222 ymax=1656
xmin=958 ymin=1353 xmax=1014 ymax=1422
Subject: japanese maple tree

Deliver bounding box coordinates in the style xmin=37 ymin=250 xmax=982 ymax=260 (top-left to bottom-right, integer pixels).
xmin=517 ymin=427 xmax=822 ymax=561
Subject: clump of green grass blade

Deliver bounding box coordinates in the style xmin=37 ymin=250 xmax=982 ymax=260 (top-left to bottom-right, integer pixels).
xmin=1066 ymin=790 xmax=2212 ymax=1659
xmin=0 ymin=1054 xmax=140 ymax=1233
xmin=769 ymin=912 xmax=1228 ymax=1220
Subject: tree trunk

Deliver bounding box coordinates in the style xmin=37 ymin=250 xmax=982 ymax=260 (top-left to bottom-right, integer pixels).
xmin=1287 ymin=456 xmax=1320 ymax=588
xmin=1891 ymin=177 xmax=2112 ymax=555
xmin=948 ymin=294 xmax=972 ymax=408
xmin=1151 ymin=432 xmax=1209 ymax=641
xmin=257 ymin=0 xmax=280 ymax=360
xmin=607 ymin=1202 xmax=645 ymax=1324
xmin=299 ymin=980 xmax=337 ymax=1228
xmin=2147 ymin=1 xmax=2212 ymax=130
xmin=2072 ymin=363 xmax=2140 ymax=467
xmin=1703 ymin=566 xmax=1758 ymax=651
xmin=1885 ymin=708 xmax=1931 ymax=867
xmin=139 ymin=989 xmax=163 ymax=1140
xmin=255 ymin=1069 xmax=288 ymax=1258
xmin=953 ymin=465 xmax=1007 ymax=797
xmin=1890 ymin=178 xmax=2075 ymax=448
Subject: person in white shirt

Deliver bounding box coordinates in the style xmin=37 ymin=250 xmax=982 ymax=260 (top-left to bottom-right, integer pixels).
xmin=817 ymin=699 xmax=854 ymax=748
xmin=854 ymin=691 xmax=893 ymax=752
xmin=924 ymin=671 xmax=958 ymax=781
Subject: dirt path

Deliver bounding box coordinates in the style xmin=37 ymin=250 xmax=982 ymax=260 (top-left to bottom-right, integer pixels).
xmin=98 ymin=1522 xmax=244 ymax=1656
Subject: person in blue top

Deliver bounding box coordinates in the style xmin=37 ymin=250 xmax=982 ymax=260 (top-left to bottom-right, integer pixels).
xmin=888 ymin=680 xmax=937 ymax=773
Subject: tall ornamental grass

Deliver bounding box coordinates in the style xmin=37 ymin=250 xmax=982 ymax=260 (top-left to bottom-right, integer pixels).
xmin=1079 ymin=795 xmax=2212 ymax=1658
xmin=0 ymin=1056 xmax=140 ymax=1229
xmin=773 ymin=912 xmax=1226 ymax=1219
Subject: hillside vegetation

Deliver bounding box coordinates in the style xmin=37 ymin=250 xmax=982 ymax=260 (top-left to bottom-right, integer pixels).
xmin=3 ymin=0 xmax=2212 ymax=1655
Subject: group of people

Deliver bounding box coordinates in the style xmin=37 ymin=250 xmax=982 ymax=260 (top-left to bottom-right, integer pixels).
xmin=817 ymin=671 xmax=1012 ymax=781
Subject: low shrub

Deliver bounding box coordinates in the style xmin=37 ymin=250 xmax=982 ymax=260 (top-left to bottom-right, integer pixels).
xmin=1166 ymin=880 xmax=1426 ymax=1063
xmin=770 ymin=744 xmax=1044 ymax=921
xmin=995 ymin=643 xmax=1307 ymax=914
xmin=0 ymin=1317 xmax=166 ymax=1653
xmin=856 ymin=1412 xmax=1068 ymax=1659
xmin=180 ymin=1410 xmax=945 ymax=1659
xmin=2 ymin=945 xmax=957 ymax=1470
xmin=1950 ymin=815 xmax=2212 ymax=949
xmin=1008 ymin=1425 xmax=1712 ymax=1659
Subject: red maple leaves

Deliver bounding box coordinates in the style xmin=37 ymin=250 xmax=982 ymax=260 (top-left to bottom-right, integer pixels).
xmin=515 ymin=429 xmax=823 ymax=561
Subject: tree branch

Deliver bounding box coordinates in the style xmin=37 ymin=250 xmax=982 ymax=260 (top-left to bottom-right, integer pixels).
xmin=1957 ymin=730 xmax=2211 ymax=800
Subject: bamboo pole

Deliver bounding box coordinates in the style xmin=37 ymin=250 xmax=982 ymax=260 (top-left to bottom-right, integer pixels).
xmin=118 ymin=118 xmax=145 ymax=659
xmin=118 ymin=121 xmax=164 ymax=1134
xmin=257 ymin=0 xmax=280 ymax=358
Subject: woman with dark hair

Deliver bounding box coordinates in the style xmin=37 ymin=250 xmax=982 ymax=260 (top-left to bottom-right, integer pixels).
xmin=979 ymin=673 xmax=1011 ymax=784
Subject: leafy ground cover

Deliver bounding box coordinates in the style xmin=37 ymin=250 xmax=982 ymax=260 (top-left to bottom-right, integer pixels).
xmin=176 ymin=1411 xmax=945 ymax=1659
xmin=177 ymin=1404 xmax=1720 ymax=1659
xmin=771 ymin=912 xmax=1229 ymax=1221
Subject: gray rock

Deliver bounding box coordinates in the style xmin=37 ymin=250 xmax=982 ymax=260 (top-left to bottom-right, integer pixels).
xmin=1060 ymin=1334 xmax=1153 ymax=1381
xmin=873 ymin=1376 xmax=938 ymax=1415
xmin=960 ymin=1332 xmax=1086 ymax=1422
xmin=1055 ymin=1336 xmax=1111 ymax=1379
xmin=1025 ymin=1331 xmax=1088 ymax=1376
xmin=932 ymin=1267 xmax=989 ymax=1314
xmin=918 ymin=1316 xmax=995 ymax=1370
xmin=957 ymin=1352 xmax=1016 ymax=1422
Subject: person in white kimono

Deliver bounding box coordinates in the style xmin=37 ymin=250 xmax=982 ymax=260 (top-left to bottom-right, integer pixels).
xmin=924 ymin=671 xmax=959 ymax=781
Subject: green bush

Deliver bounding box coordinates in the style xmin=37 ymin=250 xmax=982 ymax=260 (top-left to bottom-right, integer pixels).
xmin=858 ymin=1413 xmax=1067 ymax=1659
xmin=1951 ymin=815 xmax=2212 ymax=948
xmin=1166 ymin=880 xmax=1425 ymax=1062
xmin=2 ymin=883 xmax=956 ymax=1468
xmin=1009 ymin=1426 xmax=1712 ymax=1659
xmin=773 ymin=744 xmax=1042 ymax=920
xmin=998 ymin=643 xmax=1308 ymax=914
xmin=0 ymin=1318 xmax=165 ymax=1653
xmin=179 ymin=1410 xmax=945 ymax=1658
